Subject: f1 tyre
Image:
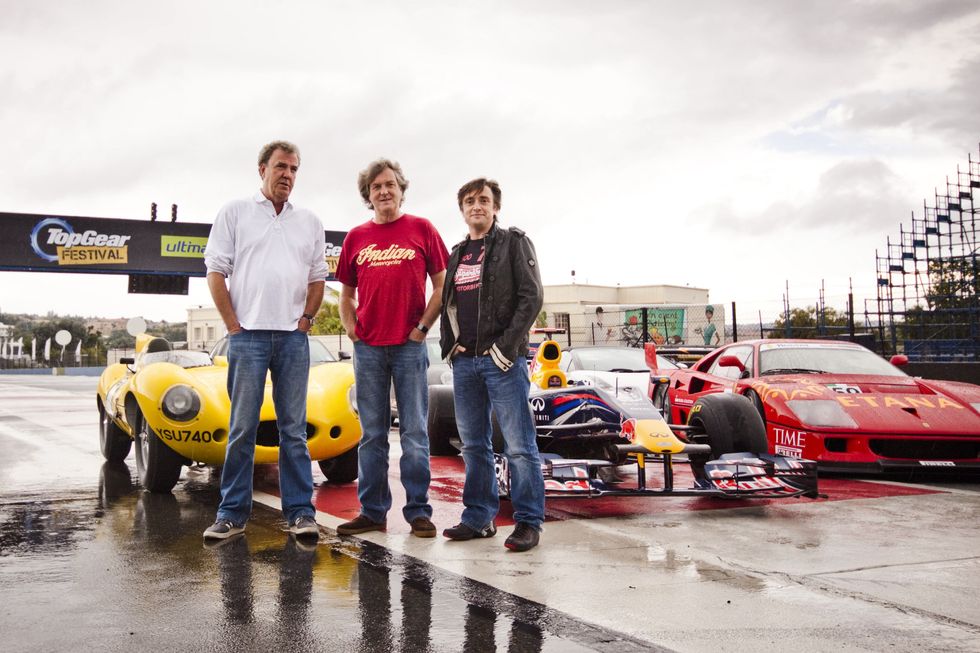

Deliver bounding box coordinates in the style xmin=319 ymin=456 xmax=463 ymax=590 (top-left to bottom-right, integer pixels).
xmin=687 ymin=393 xmax=768 ymax=456
xmin=427 ymin=385 xmax=460 ymax=456
xmin=685 ymin=394 xmax=768 ymax=483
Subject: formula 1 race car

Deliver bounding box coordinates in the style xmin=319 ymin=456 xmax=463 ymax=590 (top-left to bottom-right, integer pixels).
xmin=97 ymin=333 xmax=361 ymax=493
xmin=483 ymin=339 xmax=819 ymax=500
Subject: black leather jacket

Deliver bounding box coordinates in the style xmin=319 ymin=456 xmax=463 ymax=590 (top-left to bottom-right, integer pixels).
xmin=439 ymin=222 xmax=543 ymax=370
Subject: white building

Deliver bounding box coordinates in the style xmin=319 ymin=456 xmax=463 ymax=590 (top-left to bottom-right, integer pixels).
xmin=185 ymin=306 xmax=225 ymax=351
xmin=541 ymin=284 xmax=722 ymax=348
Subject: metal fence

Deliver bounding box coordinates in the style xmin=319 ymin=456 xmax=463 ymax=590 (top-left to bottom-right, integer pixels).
xmin=542 ymin=301 xmax=980 ymax=362
xmin=0 ymin=352 xmax=110 ymax=369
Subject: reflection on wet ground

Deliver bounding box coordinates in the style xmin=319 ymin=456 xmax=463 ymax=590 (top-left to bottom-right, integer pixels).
xmin=9 ymin=376 xmax=979 ymax=651
xmin=0 ymin=462 xmax=655 ymax=653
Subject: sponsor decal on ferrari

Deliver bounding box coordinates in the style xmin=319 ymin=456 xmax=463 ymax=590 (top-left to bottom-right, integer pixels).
xmin=775 ymin=446 xmax=803 ymax=458
xmin=836 ymin=396 xmax=965 ymax=409
xmin=31 ymin=218 xmax=131 ymax=265
xmin=760 ymin=342 xmax=863 ymax=351
xmin=919 ymin=460 xmax=955 ymax=466
xmin=774 ymin=427 xmax=806 ymax=458
xmin=750 ymin=379 xmax=825 ymax=401
xmin=775 ymin=428 xmax=806 ymax=447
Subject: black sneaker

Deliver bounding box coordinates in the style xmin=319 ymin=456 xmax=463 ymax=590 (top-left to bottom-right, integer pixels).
xmin=504 ymin=522 xmax=540 ymax=552
xmin=443 ymin=522 xmax=497 ymax=541
xmin=290 ymin=515 xmax=319 ymax=539
xmin=203 ymin=519 xmax=245 ymax=540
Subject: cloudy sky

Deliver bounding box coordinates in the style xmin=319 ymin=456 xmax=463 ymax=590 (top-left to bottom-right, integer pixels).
xmin=1 ymin=0 xmax=978 ymax=324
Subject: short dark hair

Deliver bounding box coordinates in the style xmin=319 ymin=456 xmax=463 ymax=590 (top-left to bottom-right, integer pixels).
xmin=258 ymin=140 xmax=300 ymax=167
xmin=357 ymin=158 xmax=409 ymax=209
xmin=705 ymin=305 xmax=714 ymax=315
xmin=457 ymin=178 xmax=501 ymax=212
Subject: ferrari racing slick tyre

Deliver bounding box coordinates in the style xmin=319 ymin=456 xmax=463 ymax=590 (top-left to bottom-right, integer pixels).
xmin=687 ymin=393 xmax=767 ymax=457
xmin=318 ymin=446 xmax=359 ymax=484
xmin=427 ymin=385 xmax=460 ymax=456
xmin=490 ymin=413 xmax=505 ymax=454
xmin=133 ymin=412 xmax=185 ymax=493
xmin=744 ymin=389 xmax=767 ymax=429
xmin=99 ymin=399 xmax=132 ymax=462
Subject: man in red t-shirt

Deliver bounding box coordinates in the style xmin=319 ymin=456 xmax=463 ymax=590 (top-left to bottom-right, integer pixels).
xmin=336 ymin=158 xmax=448 ymax=537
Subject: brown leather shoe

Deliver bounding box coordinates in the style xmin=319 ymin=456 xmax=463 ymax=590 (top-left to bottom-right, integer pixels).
xmin=337 ymin=514 xmax=386 ymax=535
xmin=410 ymin=516 xmax=437 ymax=538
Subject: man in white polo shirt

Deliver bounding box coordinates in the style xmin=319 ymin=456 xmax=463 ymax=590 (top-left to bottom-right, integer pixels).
xmin=202 ymin=140 xmax=328 ymax=540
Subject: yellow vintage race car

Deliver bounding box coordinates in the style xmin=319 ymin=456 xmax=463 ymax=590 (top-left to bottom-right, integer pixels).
xmin=97 ymin=333 xmax=361 ymax=493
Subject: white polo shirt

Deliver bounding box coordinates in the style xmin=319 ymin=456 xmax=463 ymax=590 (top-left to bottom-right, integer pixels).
xmin=204 ymin=192 xmax=328 ymax=331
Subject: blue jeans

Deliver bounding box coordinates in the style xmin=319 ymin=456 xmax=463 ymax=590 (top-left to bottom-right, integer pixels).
xmin=217 ymin=329 xmax=315 ymax=525
xmin=352 ymin=340 xmax=432 ymax=523
xmin=452 ymin=355 xmax=545 ymax=530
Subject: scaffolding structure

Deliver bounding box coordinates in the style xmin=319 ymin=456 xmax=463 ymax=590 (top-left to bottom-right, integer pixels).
xmin=873 ymin=144 xmax=980 ymax=360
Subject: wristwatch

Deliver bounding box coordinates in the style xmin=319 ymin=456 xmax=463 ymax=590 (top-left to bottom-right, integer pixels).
xmin=416 ymin=323 xmax=429 ymax=334
xmin=302 ymin=313 xmax=315 ymax=321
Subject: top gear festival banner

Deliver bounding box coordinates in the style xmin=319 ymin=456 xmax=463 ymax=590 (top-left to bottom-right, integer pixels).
xmin=0 ymin=212 xmax=345 ymax=280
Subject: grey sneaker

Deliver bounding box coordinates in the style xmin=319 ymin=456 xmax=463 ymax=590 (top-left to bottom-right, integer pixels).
xmin=290 ymin=515 xmax=319 ymax=539
xmin=203 ymin=519 xmax=245 ymax=540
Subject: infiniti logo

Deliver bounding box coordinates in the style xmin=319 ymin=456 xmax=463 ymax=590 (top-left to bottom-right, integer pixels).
xmin=529 ymin=397 xmax=545 ymax=411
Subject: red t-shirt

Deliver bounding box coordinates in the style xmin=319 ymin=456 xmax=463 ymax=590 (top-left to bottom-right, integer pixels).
xmin=336 ymin=214 xmax=448 ymax=346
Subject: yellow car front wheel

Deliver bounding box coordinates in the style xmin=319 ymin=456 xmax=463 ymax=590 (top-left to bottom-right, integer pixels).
xmin=318 ymin=446 xmax=358 ymax=484
xmin=134 ymin=411 xmax=185 ymax=493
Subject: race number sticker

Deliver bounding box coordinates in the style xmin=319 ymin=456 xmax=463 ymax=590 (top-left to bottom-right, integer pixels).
xmin=826 ymin=383 xmax=862 ymax=394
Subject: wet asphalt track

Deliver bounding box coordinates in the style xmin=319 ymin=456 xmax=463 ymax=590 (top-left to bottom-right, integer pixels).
xmin=0 ymin=375 xmax=657 ymax=652
xmin=1 ymin=375 xmax=979 ymax=652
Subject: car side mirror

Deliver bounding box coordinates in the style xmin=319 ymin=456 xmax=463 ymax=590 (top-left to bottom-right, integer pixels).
xmin=213 ymin=355 xmax=229 ymax=367
xmin=717 ymin=354 xmax=745 ymax=371
xmin=889 ymin=354 xmax=909 ymax=367
xmin=643 ymin=342 xmax=658 ymax=369
xmin=338 ymin=351 xmax=352 ymax=361
xmin=119 ymin=357 xmax=135 ymax=365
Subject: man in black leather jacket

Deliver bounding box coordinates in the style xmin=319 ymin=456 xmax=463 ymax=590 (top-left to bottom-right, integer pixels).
xmin=439 ymin=177 xmax=545 ymax=552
